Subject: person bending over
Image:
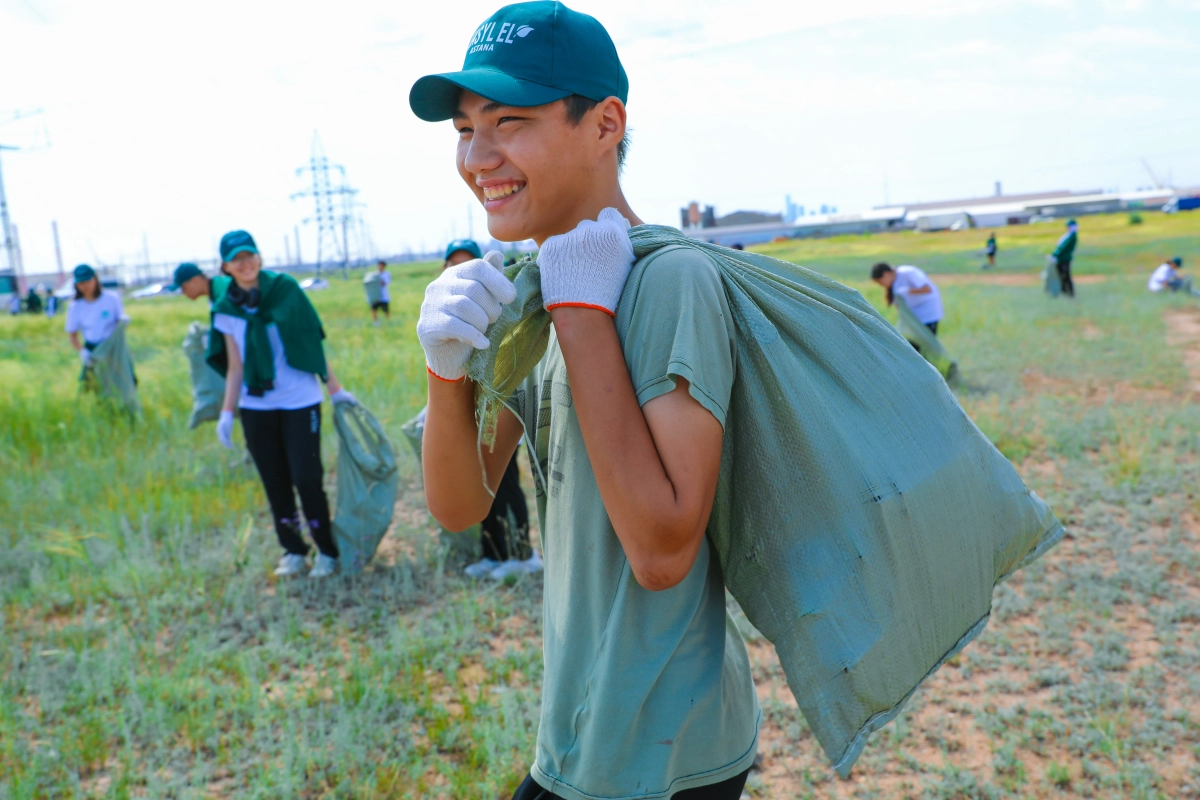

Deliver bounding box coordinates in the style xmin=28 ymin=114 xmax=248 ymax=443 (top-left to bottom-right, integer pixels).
xmin=411 ymin=4 xmax=759 ymax=798
xmin=206 ymin=230 xmax=357 ymax=579
xmin=1051 ymin=219 xmax=1079 ymax=298
xmin=65 ymin=264 xmax=128 ymax=372
xmin=171 ymin=262 xmax=230 ymax=309
xmin=871 ymin=262 xmax=944 ymax=335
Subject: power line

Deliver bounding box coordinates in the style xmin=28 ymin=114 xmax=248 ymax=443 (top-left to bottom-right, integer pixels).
xmin=291 ymin=133 xmax=359 ymax=277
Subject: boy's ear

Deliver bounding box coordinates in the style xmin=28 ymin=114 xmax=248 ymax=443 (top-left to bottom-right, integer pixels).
xmin=595 ymin=97 xmax=627 ymax=156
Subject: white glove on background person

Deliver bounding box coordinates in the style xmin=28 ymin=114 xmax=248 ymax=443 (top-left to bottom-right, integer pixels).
xmin=330 ymin=388 xmax=357 ymax=406
xmin=78 ymin=349 xmax=92 ymax=367
xmin=416 ymin=251 xmax=516 ymax=381
xmin=538 ymin=207 xmax=636 ymax=315
xmin=217 ymin=410 xmax=235 ymax=450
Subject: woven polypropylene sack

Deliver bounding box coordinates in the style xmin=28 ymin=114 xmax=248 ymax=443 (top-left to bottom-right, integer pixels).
xmin=330 ymin=402 xmax=399 ymax=574
xmin=474 ymin=225 xmax=1063 ymax=776
xmin=1043 ymin=255 xmax=1062 ymax=297
xmin=183 ymin=322 xmax=226 ymax=429
xmin=400 ymin=407 xmax=485 ymax=559
xmin=86 ymin=321 xmax=140 ymax=417
xmin=893 ymin=295 xmax=957 ymax=380
xmin=363 ymin=272 xmax=383 ymax=306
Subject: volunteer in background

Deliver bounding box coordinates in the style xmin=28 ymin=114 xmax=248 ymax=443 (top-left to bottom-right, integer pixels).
xmin=443 ymin=238 xmax=483 ymax=269
xmin=371 ymin=260 xmax=391 ymax=324
xmin=985 ymin=233 xmax=997 ymax=268
xmin=1051 ymin=219 xmax=1079 ymax=297
xmin=412 ymin=3 xmax=759 ymax=798
xmin=871 ymin=262 xmax=944 ymax=334
xmin=206 ymin=230 xmax=357 ymax=579
xmin=24 ymin=287 xmax=43 ymax=314
xmin=65 ymin=264 xmax=127 ymax=370
xmin=170 ymin=262 xmax=229 ymax=308
xmin=1148 ymin=257 xmax=1187 ymax=293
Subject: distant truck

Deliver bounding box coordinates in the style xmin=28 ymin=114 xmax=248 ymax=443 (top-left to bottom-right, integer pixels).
xmin=1164 ymin=196 xmax=1200 ymax=213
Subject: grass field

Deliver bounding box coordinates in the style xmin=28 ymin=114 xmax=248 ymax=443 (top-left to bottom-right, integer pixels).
xmin=3 ymin=210 xmax=1200 ymax=799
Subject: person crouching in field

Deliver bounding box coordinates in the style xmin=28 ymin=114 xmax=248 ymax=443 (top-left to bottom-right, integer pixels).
xmin=871 ymin=262 xmax=944 ymax=335
xmin=65 ymin=264 xmax=127 ymax=373
xmin=412 ymin=3 xmax=759 ymax=798
xmin=205 ymin=230 xmax=358 ymax=579
xmin=170 ymin=262 xmax=229 ymax=309
xmin=1148 ymin=257 xmax=1195 ymax=294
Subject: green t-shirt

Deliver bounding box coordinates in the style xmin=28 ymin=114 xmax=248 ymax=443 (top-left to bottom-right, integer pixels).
xmin=510 ymin=245 xmax=761 ymax=800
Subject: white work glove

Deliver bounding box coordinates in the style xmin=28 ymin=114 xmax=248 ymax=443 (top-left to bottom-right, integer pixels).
xmin=330 ymin=388 xmax=356 ymax=406
xmin=416 ymin=251 xmax=515 ymax=381
xmin=216 ymin=410 xmax=235 ymax=450
xmin=538 ymin=207 xmax=636 ymax=315
xmin=78 ymin=349 xmax=92 ymax=367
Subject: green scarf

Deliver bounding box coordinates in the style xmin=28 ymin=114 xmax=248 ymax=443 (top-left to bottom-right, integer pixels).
xmin=206 ymin=270 xmax=327 ymax=396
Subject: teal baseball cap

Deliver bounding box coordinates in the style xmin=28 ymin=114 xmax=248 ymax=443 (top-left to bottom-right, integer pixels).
xmin=444 ymin=239 xmax=483 ymax=261
xmin=72 ymin=264 xmax=96 ymax=283
xmin=169 ymin=263 xmax=204 ymax=290
xmin=409 ymin=1 xmax=628 ymax=122
xmin=220 ymin=230 xmax=258 ymax=263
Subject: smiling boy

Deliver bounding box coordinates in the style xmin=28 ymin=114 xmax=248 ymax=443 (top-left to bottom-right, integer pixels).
xmin=410 ymin=3 xmax=759 ymax=799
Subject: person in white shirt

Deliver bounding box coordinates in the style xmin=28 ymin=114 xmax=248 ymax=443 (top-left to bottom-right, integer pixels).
xmin=64 ymin=264 xmax=128 ymax=369
xmin=1148 ymin=257 xmax=1185 ymax=293
xmin=370 ymin=260 xmax=392 ymax=323
xmin=871 ymin=262 xmax=944 ymax=334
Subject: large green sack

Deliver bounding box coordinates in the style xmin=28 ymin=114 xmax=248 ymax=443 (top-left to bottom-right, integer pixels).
xmin=469 ymin=225 xmax=1063 ymax=776
xmin=84 ymin=321 xmax=140 ymax=417
xmin=183 ymin=322 xmax=227 ymax=429
xmin=400 ymin=408 xmax=484 ymax=559
xmin=1043 ymin=255 xmax=1062 ymax=297
xmin=330 ymin=402 xmax=399 ymax=574
xmin=363 ymin=272 xmax=383 ymax=306
xmin=894 ymin=295 xmax=957 ymax=380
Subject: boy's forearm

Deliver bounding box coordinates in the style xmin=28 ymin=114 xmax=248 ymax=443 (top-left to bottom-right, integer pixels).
xmin=422 ymin=377 xmax=520 ymax=531
xmin=550 ymin=307 xmax=710 ymax=587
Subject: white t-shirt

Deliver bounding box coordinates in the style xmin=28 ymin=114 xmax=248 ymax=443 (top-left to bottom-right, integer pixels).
xmin=65 ymin=290 xmax=125 ymax=344
xmin=1148 ymin=263 xmax=1177 ymax=292
xmin=378 ymin=271 xmax=391 ymax=302
xmin=893 ymin=265 xmax=943 ymax=325
xmin=212 ymin=312 xmax=324 ymax=411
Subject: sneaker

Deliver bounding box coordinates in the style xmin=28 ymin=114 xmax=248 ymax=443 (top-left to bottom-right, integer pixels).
xmin=274 ymin=553 xmax=307 ymax=577
xmin=464 ymin=558 xmax=501 ymax=578
xmin=488 ymin=551 xmax=544 ymax=581
xmin=309 ymin=553 xmax=338 ymax=578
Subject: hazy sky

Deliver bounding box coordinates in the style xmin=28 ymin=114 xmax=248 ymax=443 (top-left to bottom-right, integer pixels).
xmin=2 ymin=0 xmax=1198 ymax=273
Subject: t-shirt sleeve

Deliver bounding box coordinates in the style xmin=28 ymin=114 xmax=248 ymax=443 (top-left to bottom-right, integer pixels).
xmin=619 ymin=248 xmax=736 ymax=429
xmin=113 ymin=292 xmax=126 ymax=320
xmin=64 ymin=301 xmax=80 ymax=333
xmin=380 ymin=273 xmax=391 ymax=286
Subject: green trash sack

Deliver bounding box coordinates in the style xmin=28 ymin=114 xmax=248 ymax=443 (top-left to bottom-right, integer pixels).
xmin=468 ymin=224 xmax=1063 ymax=777
xmin=363 ymin=272 xmax=383 ymax=306
xmin=893 ymin=295 xmax=957 ymax=380
xmin=84 ymin=320 xmax=140 ymax=417
xmin=1043 ymin=255 xmax=1062 ymax=297
xmin=183 ymin=322 xmax=227 ymax=429
xmin=400 ymin=408 xmax=484 ymax=559
xmin=330 ymin=401 xmax=399 ymax=574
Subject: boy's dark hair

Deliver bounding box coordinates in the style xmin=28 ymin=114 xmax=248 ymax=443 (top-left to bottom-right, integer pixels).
xmin=563 ymin=95 xmax=631 ymax=173
xmin=870 ymin=262 xmax=894 ymax=280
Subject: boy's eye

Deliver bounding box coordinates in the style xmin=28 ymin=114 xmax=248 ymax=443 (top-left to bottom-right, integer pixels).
xmin=497 ymin=116 xmax=523 ymax=125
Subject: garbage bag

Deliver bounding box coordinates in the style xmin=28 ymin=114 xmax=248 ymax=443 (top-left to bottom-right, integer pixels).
xmin=84 ymin=320 xmax=140 ymax=417
xmin=183 ymin=322 xmax=227 ymax=429
xmin=893 ymin=295 xmax=957 ymax=381
xmin=330 ymin=402 xmax=399 ymax=574
xmin=1042 ymin=255 xmax=1061 ymax=297
xmin=363 ymin=272 xmax=383 ymax=306
xmin=469 ymin=225 xmax=1063 ymax=776
xmin=400 ymin=407 xmax=484 ymax=559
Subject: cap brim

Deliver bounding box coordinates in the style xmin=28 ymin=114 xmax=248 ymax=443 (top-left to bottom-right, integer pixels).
xmin=223 ymin=245 xmax=258 ymax=262
xmin=410 ymin=68 xmax=572 ymax=122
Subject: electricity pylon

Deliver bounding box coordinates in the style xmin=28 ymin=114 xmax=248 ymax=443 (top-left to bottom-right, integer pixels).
xmin=291 ymin=133 xmax=359 ymax=277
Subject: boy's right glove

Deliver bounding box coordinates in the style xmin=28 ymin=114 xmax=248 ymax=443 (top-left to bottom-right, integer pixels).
xmin=538 ymin=207 xmax=635 ymax=316
xmin=417 ymin=251 xmax=516 ymax=381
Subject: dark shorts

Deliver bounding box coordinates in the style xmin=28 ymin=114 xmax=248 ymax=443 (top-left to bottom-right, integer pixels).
xmin=511 ymin=769 xmax=751 ymax=800
xmin=371 ymin=301 xmax=389 ymax=312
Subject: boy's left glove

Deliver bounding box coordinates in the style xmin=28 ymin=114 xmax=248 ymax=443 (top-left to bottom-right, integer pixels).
xmin=539 ymin=207 xmax=635 ymax=316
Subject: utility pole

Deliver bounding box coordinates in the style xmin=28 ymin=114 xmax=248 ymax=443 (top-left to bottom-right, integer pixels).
xmin=52 ymin=220 xmax=64 ymax=284
xmin=292 ymin=133 xmax=359 ymax=278
xmin=294 ymin=225 xmax=302 ymax=267
xmin=0 ymin=145 xmax=21 ymax=292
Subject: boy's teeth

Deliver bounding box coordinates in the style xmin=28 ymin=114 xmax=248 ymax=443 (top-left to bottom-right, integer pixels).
xmin=484 ymin=183 xmax=523 ymax=201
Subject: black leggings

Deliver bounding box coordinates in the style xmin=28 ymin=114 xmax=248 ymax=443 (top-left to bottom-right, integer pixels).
xmin=510 ymin=769 xmax=750 ymax=800
xmin=1056 ymin=259 xmax=1074 ymax=297
xmin=482 ymin=452 xmax=531 ymax=561
xmin=240 ymin=404 xmax=338 ymax=558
